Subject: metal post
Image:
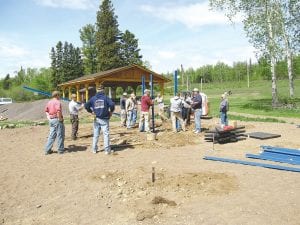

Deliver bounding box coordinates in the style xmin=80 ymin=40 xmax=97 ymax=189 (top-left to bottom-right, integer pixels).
xmin=142 ymin=75 xmax=145 ymax=95
xmin=174 ymin=70 xmax=179 ymax=131
xmin=174 ymin=70 xmax=178 ymax=95
xmin=150 ymin=74 xmax=155 ymax=133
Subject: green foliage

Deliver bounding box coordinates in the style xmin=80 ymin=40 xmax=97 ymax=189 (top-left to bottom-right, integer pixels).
xmin=120 ymin=30 xmax=143 ymax=66
xmin=2 ymin=74 xmax=11 ymax=90
xmin=96 ymin=0 xmax=122 ymax=71
xmin=80 ymin=24 xmax=97 ymax=75
xmin=50 ymin=41 xmax=84 ymax=88
xmin=228 ymin=114 xmax=286 ymax=123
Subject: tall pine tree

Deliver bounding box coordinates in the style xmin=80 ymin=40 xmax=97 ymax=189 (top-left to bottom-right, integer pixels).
xmin=80 ymin=24 xmax=97 ymax=74
xmin=50 ymin=41 xmax=84 ymax=88
xmin=120 ymin=30 xmax=143 ymax=66
xmin=96 ymin=0 xmax=122 ymax=71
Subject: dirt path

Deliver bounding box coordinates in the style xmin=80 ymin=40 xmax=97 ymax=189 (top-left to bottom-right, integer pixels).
xmin=1 ymin=119 xmax=300 ymax=225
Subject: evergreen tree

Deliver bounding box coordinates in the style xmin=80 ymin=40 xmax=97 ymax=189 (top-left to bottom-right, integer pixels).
xmin=50 ymin=47 xmax=58 ymax=88
xmin=120 ymin=30 xmax=143 ymax=66
xmin=80 ymin=24 xmax=97 ymax=74
xmin=96 ymin=0 xmax=122 ymax=71
xmin=50 ymin=41 xmax=84 ymax=87
xmin=3 ymin=74 xmax=11 ymax=90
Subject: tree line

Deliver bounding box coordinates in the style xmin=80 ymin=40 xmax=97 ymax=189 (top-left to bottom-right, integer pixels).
xmin=50 ymin=0 xmax=143 ymax=87
xmin=164 ymin=55 xmax=300 ymax=84
xmin=209 ymin=0 xmax=300 ymax=106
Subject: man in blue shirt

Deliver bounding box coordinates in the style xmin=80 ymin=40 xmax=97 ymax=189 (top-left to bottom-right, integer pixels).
xmin=85 ymin=85 xmax=115 ymax=154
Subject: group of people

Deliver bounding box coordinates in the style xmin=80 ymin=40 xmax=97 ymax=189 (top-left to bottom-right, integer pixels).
xmin=169 ymin=88 xmax=204 ymax=133
xmin=43 ymin=84 xmax=229 ymax=156
xmin=44 ymin=85 xmax=115 ymax=155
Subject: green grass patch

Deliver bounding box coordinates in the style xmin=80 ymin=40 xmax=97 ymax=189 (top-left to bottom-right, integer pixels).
xmin=227 ymin=114 xmax=286 ymax=123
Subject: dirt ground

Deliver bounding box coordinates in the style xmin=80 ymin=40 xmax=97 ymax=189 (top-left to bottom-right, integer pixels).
xmin=1 ymin=109 xmax=300 ymax=225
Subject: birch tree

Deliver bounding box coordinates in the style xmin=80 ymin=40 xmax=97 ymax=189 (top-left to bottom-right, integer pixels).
xmin=210 ymin=0 xmax=298 ymax=106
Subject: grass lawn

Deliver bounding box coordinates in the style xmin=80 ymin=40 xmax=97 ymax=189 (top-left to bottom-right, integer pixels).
xmin=164 ymin=79 xmax=300 ymax=119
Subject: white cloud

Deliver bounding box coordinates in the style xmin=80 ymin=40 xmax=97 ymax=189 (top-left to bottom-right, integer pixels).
xmin=0 ymin=38 xmax=50 ymax=77
xmin=34 ymin=0 xmax=97 ymax=10
xmin=158 ymin=50 xmax=176 ymax=59
xmin=142 ymin=43 xmax=256 ymax=75
xmin=140 ymin=1 xmax=239 ymax=29
xmin=0 ymin=38 xmax=29 ymax=58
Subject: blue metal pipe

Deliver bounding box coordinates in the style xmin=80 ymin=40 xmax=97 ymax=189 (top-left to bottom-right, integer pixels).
xmin=150 ymin=74 xmax=155 ymax=133
xmin=262 ymin=148 xmax=300 ymax=157
xmin=142 ymin=75 xmax=145 ymax=95
xmin=261 ymin=145 xmax=300 ymax=156
xmin=203 ymin=156 xmax=300 ymax=173
xmin=260 ymin=152 xmax=300 ymax=163
xmin=23 ymin=86 xmax=70 ymax=102
xmin=174 ymin=70 xmax=178 ymax=95
xmin=246 ymin=153 xmax=300 ymax=165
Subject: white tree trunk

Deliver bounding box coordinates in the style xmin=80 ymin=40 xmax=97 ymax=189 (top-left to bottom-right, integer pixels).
xmin=267 ymin=3 xmax=278 ymax=107
xmin=283 ymin=30 xmax=294 ymax=98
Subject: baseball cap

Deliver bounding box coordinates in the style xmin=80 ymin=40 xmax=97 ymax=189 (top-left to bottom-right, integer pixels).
xmin=97 ymin=84 xmax=105 ymax=92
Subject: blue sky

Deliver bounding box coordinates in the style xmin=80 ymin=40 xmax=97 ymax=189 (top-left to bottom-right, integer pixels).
xmin=0 ymin=0 xmax=256 ymax=78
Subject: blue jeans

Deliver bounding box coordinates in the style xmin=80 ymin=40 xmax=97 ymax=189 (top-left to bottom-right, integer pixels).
xmin=93 ymin=118 xmax=110 ymax=153
xmin=220 ymin=112 xmax=228 ymax=126
xmin=194 ymin=109 xmax=202 ymax=132
xmin=132 ymin=109 xmax=137 ymax=126
xmin=45 ymin=118 xmax=65 ymax=153
xmin=126 ymin=110 xmax=133 ymax=128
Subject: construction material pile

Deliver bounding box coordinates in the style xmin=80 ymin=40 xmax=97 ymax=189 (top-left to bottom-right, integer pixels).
xmin=204 ymin=125 xmax=246 ymax=144
xmin=246 ymin=145 xmax=300 ymax=165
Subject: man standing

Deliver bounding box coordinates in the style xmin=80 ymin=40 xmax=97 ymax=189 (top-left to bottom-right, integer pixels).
xmin=68 ymin=94 xmax=84 ymax=140
xmin=125 ymin=93 xmax=135 ymax=129
xmin=44 ymin=91 xmax=65 ymax=155
xmin=155 ymin=93 xmax=168 ymax=122
xmin=139 ymin=89 xmax=153 ymax=132
xmin=85 ymin=85 xmax=115 ymax=154
xmin=170 ymin=93 xmax=186 ymax=132
xmin=120 ymin=92 xmax=127 ymax=127
xmin=220 ymin=93 xmax=229 ymax=126
xmin=191 ymin=88 xmax=202 ymax=134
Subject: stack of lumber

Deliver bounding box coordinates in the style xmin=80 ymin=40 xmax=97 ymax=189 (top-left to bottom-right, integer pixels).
xmin=204 ymin=125 xmax=246 ymax=144
xmin=246 ymin=145 xmax=300 ymax=165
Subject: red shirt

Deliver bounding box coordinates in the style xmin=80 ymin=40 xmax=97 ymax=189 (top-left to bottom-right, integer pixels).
xmin=45 ymin=98 xmax=62 ymax=118
xmin=141 ymin=95 xmax=152 ymax=112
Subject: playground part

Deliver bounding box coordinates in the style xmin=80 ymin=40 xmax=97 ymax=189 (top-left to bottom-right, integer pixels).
xmin=247 ymin=132 xmax=281 ymax=140
xmin=246 ymin=153 xmax=300 ymax=165
xmin=203 ymin=156 xmax=300 ymax=173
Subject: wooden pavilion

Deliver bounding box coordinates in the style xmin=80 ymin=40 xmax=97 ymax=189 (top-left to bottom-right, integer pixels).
xmin=58 ymin=64 xmax=171 ymax=102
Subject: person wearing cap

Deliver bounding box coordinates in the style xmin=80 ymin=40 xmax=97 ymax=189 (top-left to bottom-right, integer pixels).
xmin=68 ymin=94 xmax=84 ymax=140
xmin=84 ymin=85 xmax=115 ymax=154
xmin=120 ymin=92 xmax=127 ymax=127
xmin=220 ymin=93 xmax=229 ymax=126
xmin=125 ymin=93 xmax=136 ymax=128
xmin=44 ymin=91 xmax=65 ymax=155
xmin=139 ymin=89 xmax=153 ymax=132
xmin=191 ymin=88 xmax=202 ymax=134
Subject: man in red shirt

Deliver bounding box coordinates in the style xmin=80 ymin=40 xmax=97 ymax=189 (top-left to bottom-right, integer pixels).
xmin=44 ymin=91 xmax=65 ymax=155
xmin=139 ymin=89 xmax=153 ymax=132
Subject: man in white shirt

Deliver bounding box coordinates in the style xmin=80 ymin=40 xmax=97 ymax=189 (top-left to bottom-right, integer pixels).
xmin=69 ymin=94 xmax=84 ymax=140
xmin=170 ymin=93 xmax=186 ymax=132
